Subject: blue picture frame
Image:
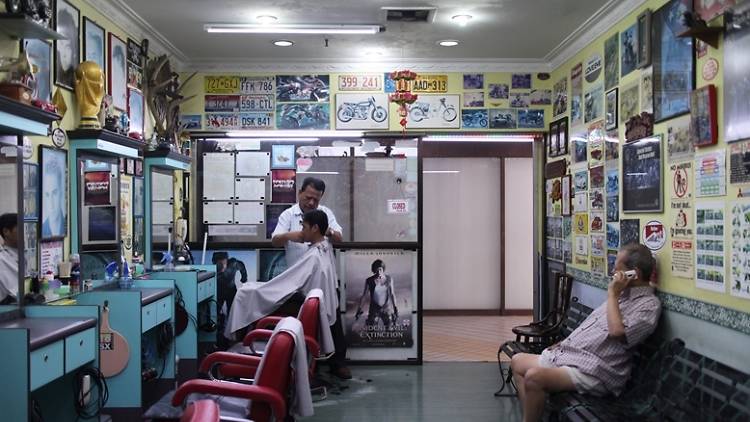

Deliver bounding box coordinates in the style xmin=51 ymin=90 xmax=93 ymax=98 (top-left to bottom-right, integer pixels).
xmin=651 ymin=0 xmax=694 ymax=123
xmin=271 ymin=144 xmax=296 ymax=169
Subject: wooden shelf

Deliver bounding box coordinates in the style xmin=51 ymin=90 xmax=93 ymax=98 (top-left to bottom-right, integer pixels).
xmin=0 ymin=14 xmax=64 ymax=40
xmin=678 ymin=26 xmax=724 ymax=49
xmin=0 ymin=95 xmax=61 ymax=136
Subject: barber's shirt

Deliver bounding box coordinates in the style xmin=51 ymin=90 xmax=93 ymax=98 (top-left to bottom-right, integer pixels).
xmin=544 ymin=286 xmax=661 ymax=396
xmin=0 ymin=245 xmax=19 ymax=302
xmin=271 ymin=204 xmax=342 ymax=266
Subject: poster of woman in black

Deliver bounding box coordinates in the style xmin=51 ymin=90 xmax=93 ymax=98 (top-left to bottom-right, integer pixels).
xmin=344 ymin=250 xmax=414 ymax=348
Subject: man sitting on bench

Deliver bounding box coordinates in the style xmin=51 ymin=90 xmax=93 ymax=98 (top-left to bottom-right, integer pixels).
xmin=511 ymin=243 xmax=662 ymax=422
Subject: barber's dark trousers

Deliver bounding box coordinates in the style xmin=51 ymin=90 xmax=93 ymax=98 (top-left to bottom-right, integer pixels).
xmin=329 ymin=311 xmax=347 ymax=368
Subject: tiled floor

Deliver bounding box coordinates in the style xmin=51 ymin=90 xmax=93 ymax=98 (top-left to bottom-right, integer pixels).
xmin=423 ymin=315 xmax=531 ymax=362
xmin=309 ymin=362 xmax=522 ymax=422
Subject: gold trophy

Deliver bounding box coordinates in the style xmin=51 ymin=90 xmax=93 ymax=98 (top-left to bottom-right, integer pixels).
xmin=74 ymin=61 xmax=105 ymax=129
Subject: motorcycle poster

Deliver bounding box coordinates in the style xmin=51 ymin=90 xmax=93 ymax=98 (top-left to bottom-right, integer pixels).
xmin=489 ymin=108 xmax=518 ymax=129
xmin=335 ymin=93 xmax=389 ymax=130
xmin=405 ymin=95 xmax=460 ymax=129
xmin=276 ymin=75 xmax=330 ymax=102
xmin=461 ymin=109 xmax=489 ymax=129
xmin=276 ymin=103 xmax=330 ymax=129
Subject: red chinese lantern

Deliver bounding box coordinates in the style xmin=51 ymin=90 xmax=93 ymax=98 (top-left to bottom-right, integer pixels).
xmin=388 ymin=70 xmax=418 ymax=133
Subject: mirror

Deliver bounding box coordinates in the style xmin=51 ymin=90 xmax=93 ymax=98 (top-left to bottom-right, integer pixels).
xmin=150 ymin=168 xmax=174 ymax=266
xmin=0 ymin=136 xmax=22 ymax=308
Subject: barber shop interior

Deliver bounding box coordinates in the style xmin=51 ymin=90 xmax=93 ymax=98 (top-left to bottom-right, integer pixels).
xmin=1 ymin=0 xmax=750 ymax=421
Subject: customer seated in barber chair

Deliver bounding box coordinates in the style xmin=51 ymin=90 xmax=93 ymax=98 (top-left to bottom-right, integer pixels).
xmin=225 ymin=210 xmax=339 ymax=356
xmin=510 ymin=243 xmax=662 ymax=422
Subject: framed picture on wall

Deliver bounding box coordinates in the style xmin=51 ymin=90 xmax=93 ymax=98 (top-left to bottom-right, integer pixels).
xmin=548 ymin=117 xmax=569 ymax=158
xmin=21 ymin=39 xmax=52 ymax=102
xmin=637 ymin=9 xmax=651 ymax=68
xmin=724 ymin=1 xmax=750 ymax=143
xmin=54 ymin=0 xmax=80 ymax=90
xmin=605 ymin=88 xmax=618 ymax=130
xmin=690 ymin=85 xmax=718 ymax=147
xmin=127 ymin=38 xmax=143 ymax=67
xmin=83 ymin=17 xmax=105 ymax=74
xmin=23 ymin=163 xmax=39 ymax=221
xmin=622 ymin=135 xmax=663 ymax=213
xmin=24 ymin=222 xmax=38 ymax=277
xmin=39 ymin=146 xmax=68 ymax=240
xmin=108 ymin=33 xmax=128 ymax=111
xmin=651 ymin=0 xmax=694 ymax=122
xmin=562 ymin=175 xmax=572 ymax=216
xmin=128 ymin=88 xmax=144 ymax=137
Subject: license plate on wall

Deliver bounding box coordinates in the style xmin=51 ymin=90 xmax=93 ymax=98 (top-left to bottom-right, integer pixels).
xmin=205 ymin=76 xmax=240 ymax=94
xmin=384 ymin=73 xmax=448 ymax=93
xmin=240 ymin=95 xmax=274 ymax=112
xmin=205 ymin=95 xmax=240 ymax=112
xmin=240 ymin=112 xmax=274 ymax=129
xmin=205 ymin=113 xmax=240 ymax=129
xmin=240 ymin=76 xmax=275 ymax=94
xmin=338 ymin=74 xmax=382 ymax=91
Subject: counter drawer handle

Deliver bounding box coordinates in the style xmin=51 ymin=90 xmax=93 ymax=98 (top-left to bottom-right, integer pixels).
xmin=79 ymin=340 xmax=84 ymax=346
xmin=43 ymin=355 xmax=48 ymax=362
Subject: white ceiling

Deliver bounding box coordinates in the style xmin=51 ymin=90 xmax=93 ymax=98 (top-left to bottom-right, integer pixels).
xmin=116 ymin=0 xmax=616 ymax=70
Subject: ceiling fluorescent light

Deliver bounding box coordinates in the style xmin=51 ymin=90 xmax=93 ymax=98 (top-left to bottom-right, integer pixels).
xmin=424 ymin=135 xmax=535 ymax=142
xmin=226 ymin=130 xmax=364 ymax=138
xmin=205 ymin=24 xmax=382 ymax=34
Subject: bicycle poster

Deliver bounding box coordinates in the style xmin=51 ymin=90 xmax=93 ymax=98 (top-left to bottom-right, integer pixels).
xmin=335 ymin=93 xmax=389 ymax=130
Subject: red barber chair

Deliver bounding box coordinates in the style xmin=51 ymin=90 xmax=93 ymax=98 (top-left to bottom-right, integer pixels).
xmin=180 ymin=400 xmax=220 ymax=422
xmin=172 ymin=330 xmax=295 ymax=422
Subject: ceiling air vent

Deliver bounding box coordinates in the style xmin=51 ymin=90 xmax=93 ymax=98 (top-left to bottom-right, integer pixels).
xmin=382 ymin=7 xmax=437 ymax=23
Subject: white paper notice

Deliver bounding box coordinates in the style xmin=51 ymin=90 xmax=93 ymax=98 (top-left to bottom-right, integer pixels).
xmin=235 ymin=177 xmax=266 ymax=200
xmin=235 ymin=151 xmax=270 ymax=176
xmin=234 ymin=201 xmax=264 ymax=224
xmin=203 ymin=201 xmax=234 ymax=224
xmin=730 ymin=201 xmax=750 ymax=299
xmin=203 ymin=152 xmax=236 ymax=200
xmin=40 ymin=240 xmax=63 ymax=276
xmin=695 ymin=152 xmax=726 ymax=197
xmin=695 ymin=202 xmax=726 ymax=292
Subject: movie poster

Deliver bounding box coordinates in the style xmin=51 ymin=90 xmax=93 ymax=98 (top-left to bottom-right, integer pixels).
xmin=84 ymin=171 xmax=111 ymax=206
xmin=271 ymin=169 xmax=296 ymax=203
xmin=622 ymin=135 xmax=663 ymax=212
xmin=266 ymin=204 xmax=292 ymax=239
xmin=343 ymin=250 xmax=415 ymax=349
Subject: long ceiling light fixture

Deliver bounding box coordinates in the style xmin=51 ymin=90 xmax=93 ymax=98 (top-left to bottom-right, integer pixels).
xmin=204 ymin=24 xmax=382 ymax=34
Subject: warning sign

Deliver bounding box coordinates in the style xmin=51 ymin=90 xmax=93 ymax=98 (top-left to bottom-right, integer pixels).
xmin=670 ymin=161 xmax=692 ymax=199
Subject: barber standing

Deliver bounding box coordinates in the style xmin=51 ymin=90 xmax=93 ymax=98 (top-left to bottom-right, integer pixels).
xmin=271 ymin=177 xmax=351 ymax=379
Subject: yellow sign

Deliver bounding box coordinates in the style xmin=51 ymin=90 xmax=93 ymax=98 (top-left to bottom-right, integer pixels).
xmin=574 ymin=213 xmax=589 ymax=235
xmin=412 ymin=75 xmax=448 ymax=93
xmin=205 ymin=76 xmax=240 ymax=94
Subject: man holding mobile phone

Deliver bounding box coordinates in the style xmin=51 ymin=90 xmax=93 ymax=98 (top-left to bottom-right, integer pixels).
xmin=510 ymin=243 xmax=661 ymax=422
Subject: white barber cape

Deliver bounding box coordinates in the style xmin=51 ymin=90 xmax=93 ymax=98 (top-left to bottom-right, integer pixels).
xmin=254 ymin=317 xmax=313 ymax=419
xmin=226 ymin=239 xmax=338 ymax=337
xmin=305 ymin=289 xmax=335 ymax=355
xmin=0 ymin=245 xmax=18 ymax=303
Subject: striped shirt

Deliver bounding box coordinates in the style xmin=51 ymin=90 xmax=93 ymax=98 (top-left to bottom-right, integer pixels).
xmin=543 ymin=286 xmax=661 ymax=396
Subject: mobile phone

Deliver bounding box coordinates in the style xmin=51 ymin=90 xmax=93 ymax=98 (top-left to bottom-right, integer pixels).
xmin=624 ymin=270 xmax=637 ymax=280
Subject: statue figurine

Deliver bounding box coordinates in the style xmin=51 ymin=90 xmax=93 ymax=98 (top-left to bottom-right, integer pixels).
xmin=119 ymin=112 xmax=130 ymax=136
xmin=74 ymin=61 xmax=105 ymax=129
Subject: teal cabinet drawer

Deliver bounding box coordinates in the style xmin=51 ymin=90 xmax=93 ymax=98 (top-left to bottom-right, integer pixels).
xmin=207 ymin=279 xmax=216 ymax=298
xmin=197 ymin=282 xmax=207 ymax=301
xmin=65 ymin=328 xmax=96 ymax=374
xmin=142 ymin=303 xmax=157 ymax=332
xmin=30 ymin=341 xmax=64 ymax=390
xmin=155 ymin=296 xmax=173 ymax=324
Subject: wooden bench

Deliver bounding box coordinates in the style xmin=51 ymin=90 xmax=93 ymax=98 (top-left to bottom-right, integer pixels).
xmin=547 ymin=336 xmax=750 ymax=421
